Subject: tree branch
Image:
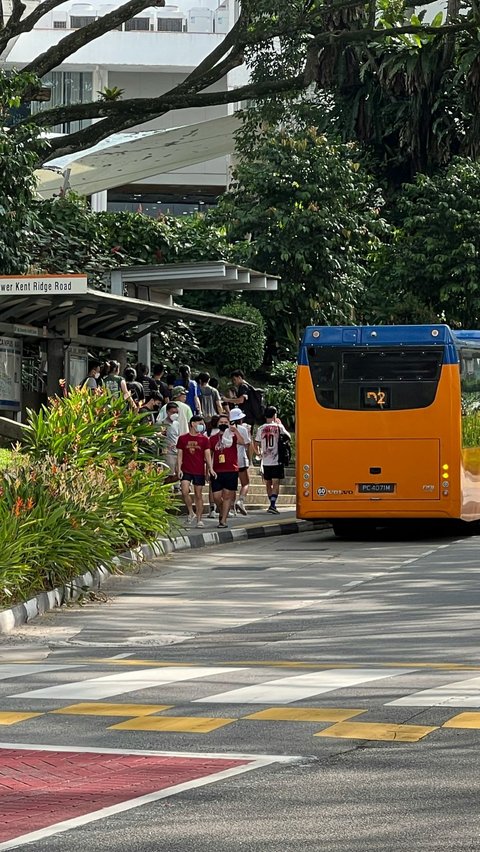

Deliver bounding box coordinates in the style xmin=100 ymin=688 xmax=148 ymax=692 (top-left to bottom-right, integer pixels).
xmin=41 ymin=74 xmax=305 ymax=162
xmin=0 ymin=0 xmax=82 ymax=52
xmin=314 ymin=20 xmax=476 ymax=44
xmin=23 ymin=0 xmax=165 ymax=78
xmin=9 ymin=0 xmax=26 ymax=27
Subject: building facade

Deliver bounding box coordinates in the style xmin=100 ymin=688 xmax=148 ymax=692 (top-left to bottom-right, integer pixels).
xmin=2 ymin=0 xmax=243 ymax=214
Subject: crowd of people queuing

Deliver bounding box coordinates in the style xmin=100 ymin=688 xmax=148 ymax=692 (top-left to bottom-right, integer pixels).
xmin=82 ymin=359 xmax=291 ymax=528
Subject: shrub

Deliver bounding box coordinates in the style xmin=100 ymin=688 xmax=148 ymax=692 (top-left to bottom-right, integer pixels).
xmin=0 ymin=390 xmax=177 ymax=608
xmin=0 ymin=455 xmax=175 ymax=606
xmin=205 ymin=301 xmax=266 ymax=375
xmin=23 ymin=388 xmax=159 ymax=466
xmin=265 ymin=361 xmax=296 ymax=429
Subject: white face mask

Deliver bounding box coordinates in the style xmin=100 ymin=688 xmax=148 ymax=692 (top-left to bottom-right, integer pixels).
xmin=195 ymin=424 xmax=206 ymax=434
xmin=170 ymin=413 xmax=179 ymax=421
xmin=94 ymin=371 xmax=100 ymax=379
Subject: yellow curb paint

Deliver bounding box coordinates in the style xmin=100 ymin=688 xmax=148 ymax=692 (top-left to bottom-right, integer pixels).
xmin=109 ymin=715 xmax=235 ymax=734
xmin=443 ymin=712 xmax=480 ymax=730
xmin=0 ymin=711 xmax=43 ymax=725
xmin=245 ymin=707 xmax=366 ymax=723
xmin=87 ymin=659 xmax=480 ymax=672
xmin=315 ymin=721 xmax=438 ymax=742
xmin=51 ymin=703 xmax=172 ymax=717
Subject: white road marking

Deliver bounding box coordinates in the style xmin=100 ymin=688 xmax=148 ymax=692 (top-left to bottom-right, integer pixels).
xmin=388 ymin=674 xmax=480 ymax=708
xmin=194 ymin=667 xmax=414 ymax=705
xmin=0 ymin=744 xmax=293 ymax=852
xmin=11 ymin=666 xmax=244 ymax=701
xmin=0 ymin=664 xmax=82 ymax=681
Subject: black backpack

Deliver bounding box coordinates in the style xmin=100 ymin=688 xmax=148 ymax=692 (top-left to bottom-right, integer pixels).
xmin=278 ymin=430 xmax=292 ymax=466
xmin=246 ymin=384 xmax=266 ymax=423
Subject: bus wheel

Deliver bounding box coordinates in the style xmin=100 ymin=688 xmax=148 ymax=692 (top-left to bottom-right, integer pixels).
xmin=331 ymin=520 xmax=373 ymax=540
xmin=453 ymin=520 xmax=480 ymax=537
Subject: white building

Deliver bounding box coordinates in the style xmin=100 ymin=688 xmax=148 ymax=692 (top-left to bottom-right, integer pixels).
xmin=1 ymin=0 xmax=244 ymax=214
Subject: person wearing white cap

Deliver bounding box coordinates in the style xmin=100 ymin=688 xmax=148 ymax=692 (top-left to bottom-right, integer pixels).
xmin=229 ymin=407 xmax=250 ymax=515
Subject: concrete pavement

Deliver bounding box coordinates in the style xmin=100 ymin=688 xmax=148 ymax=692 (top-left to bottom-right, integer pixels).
xmin=1 ymin=526 xmax=480 ymax=849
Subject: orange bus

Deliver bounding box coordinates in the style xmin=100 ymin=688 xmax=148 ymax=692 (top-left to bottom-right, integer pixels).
xmin=296 ymin=325 xmax=480 ymax=536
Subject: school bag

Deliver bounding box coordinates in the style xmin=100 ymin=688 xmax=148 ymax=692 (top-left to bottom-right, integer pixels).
xmin=246 ymin=384 xmax=266 ymax=423
xmin=278 ymin=430 xmax=292 ymax=465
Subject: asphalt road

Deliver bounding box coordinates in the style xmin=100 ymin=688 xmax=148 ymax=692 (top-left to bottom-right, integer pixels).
xmin=1 ymin=526 xmax=480 ymax=851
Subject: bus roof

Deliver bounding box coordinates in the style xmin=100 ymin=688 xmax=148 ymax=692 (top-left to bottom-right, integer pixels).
xmin=301 ymin=325 xmax=455 ymax=347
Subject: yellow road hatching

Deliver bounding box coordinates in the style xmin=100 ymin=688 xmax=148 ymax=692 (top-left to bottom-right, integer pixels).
xmin=1 ymin=702 xmax=480 ymax=741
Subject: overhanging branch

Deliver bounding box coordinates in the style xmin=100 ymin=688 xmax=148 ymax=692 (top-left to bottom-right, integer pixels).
xmin=41 ymin=74 xmax=306 ymax=162
xmin=23 ymin=0 xmax=165 ymax=78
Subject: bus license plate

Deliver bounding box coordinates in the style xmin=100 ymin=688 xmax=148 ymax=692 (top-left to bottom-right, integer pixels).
xmin=358 ymin=483 xmax=396 ymax=494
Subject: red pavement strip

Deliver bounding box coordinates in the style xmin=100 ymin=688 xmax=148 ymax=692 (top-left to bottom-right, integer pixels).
xmin=0 ymin=744 xmax=276 ymax=849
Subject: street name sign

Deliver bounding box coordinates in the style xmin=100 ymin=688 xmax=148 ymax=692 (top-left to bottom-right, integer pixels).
xmin=0 ymin=275 xmax=88 ymax=295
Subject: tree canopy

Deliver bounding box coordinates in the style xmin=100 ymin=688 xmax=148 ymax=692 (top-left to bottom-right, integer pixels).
xmin=1 ymin=0 xmax=480 ymax=165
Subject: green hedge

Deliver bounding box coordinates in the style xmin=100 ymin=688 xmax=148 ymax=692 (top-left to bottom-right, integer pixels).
xmin=0 ymin=389 xmax=177 ymax=608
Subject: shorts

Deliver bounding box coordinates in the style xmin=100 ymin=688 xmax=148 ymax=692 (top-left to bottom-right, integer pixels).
xmin=263 ymin=464 xmax=285 ymax=482
xmin=182 ymin=472 xmax=206 ymax=487
xmin=211 ymin=471 xmax=239 ymax=493
xmin=238 ymin=466 xmax=249 ymax=473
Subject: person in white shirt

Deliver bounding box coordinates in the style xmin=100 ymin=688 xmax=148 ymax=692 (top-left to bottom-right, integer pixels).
xmin=255 ymin=406 xmax=290 ymax=514
xmin=161 ymin=402 xmax=180 ymax=477
xmin=157 ymin=387 xmax=192 ymax=436
xmin=229 ymin=407 xmax=250 ymax=516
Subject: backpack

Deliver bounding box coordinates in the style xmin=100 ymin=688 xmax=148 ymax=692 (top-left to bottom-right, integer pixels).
xmin=246 ymin=384 xmax=266 ymax=423
xmin=278 ymin=430 xmax=292 ymax=466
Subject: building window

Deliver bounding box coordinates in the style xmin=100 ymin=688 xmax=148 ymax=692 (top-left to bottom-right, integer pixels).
xmin=31 ymin=71 xmax=93 ymax=134
xmin=53 ymin=20 xmax=67 ymax=28
xmin=70 ymin=15 xmax=96 ymax=27
xmin=125 ymin=17 xmax=149 ymax=30
xmin=157 ymin=18 xmax=182 ymax=31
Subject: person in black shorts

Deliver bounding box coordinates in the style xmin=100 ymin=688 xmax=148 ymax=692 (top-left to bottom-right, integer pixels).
xmin=177 ymin=415 xmax=215 ymax=527
xmin=209 ymin=413 xmax=246 ymax=528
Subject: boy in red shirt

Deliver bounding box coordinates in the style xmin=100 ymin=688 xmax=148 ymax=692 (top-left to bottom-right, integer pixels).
xmin=177 ymin=415 xmax=215 ymax=527
xmin=209 ymin=413 xmax=246 ymax=528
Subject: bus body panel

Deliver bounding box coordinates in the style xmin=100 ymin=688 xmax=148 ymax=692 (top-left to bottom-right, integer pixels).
xmin=296 ymin=334 xmax=465 ymax=520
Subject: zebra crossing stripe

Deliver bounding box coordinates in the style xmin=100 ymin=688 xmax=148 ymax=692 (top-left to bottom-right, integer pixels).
xmin=10 ymin=666 xmax=244 ymax=701
xmin=387 ymin=674 xmax=480 ymax=708
xmin=0 ymin=664 xmax=82 ymax=681
xmin=194 ymin=668 xmax=415 ymax=705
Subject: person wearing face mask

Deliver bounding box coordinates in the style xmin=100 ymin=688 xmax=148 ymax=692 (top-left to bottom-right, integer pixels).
xmin=176 ymin=415 xmax=216 ymax=527
xmin=209 ymin=413 xmax=246 ymax=528
xmin=162 ymin=402 xmax=180 ymax=479
xmin=80 ymin=361 xmax=101 ymax=392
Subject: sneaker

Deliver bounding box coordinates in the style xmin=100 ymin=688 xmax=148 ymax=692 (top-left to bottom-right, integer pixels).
xmin=186 ymin=513 xmax=195 ymax=524
xmin=196 ymin=519 xmax=205 ymax=528
xmin=207 ymin=510 xmax=216 ymax=519
xmin=267 ymin=505 xmax=280 ymax=515
xmin=228 ymin=510 xmax=235 ymax=518
xmin=236 ymin=500 xmax=248 ymax=516
xmin=217 ymin=522 xmax=228 ymax=528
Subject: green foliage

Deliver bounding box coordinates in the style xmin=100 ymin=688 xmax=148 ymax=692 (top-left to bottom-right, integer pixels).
xmin=203 ymin=301 xmax=266 ymax=376
xmin=370 ymin=159 xmax=480 ymax=327
xmin=23 ymin=388 xmax=160 ymax=466
xmin=0 ymin=389 xmax=177 ymax=607
xmin=462 ymin=414 xmax=480 ymax=449
xmin=264 ymin=361 xmax=296 ymax=428
xmin=0 ymin=71 xmax=47 ymax=274
xmin=0 ymin=455 xmax=174 ymax=606
xmin=216 ymin=127 xmax=387 ymax=359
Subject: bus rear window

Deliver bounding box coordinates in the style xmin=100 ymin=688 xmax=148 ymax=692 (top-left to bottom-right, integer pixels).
xmin=307 ymin=346 xmax=444 ymax=410
xmin=342 ymin=349 xmax=443 ymax=382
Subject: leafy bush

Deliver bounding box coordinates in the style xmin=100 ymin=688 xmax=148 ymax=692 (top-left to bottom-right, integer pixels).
xmin=0 ymin=455 xmax=175 ymax=606
xmin=265 ymin=361 xmax=296 ymax=429
xmin=23 ymin=388 xmax=159 ymax=466
xmin=204 ymin=301 xmax=266 ymax=375
xmin=0 ymin=390 xmax=177 ymax=608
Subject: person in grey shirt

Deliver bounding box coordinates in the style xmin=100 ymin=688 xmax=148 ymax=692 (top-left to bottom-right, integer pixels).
xmin=81 ymin=361 xmax=101 ymax=392
xmin=198 ymin=372 xmax=224 ymax=424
